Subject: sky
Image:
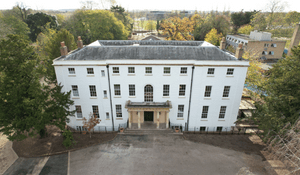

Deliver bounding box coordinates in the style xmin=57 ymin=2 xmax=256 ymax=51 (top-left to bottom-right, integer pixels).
xmin=0 ymin=0 xmax=299 ymax=12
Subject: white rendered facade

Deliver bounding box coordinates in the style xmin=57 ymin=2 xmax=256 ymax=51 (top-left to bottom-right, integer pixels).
xmin=53 ymin=40 xmax=249 ymax=131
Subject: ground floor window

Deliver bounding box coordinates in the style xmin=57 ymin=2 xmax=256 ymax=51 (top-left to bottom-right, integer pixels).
xmin=200 ymin=127 xmax=206 ymax=131
xmin=116 ymin=105 xmax=122 ymax=117
xmin=217 ymin=127 xmax=223 ymax=132
xmin=177 ymin=105 xmax=184 ymax=118
xmin=75 ymin=105 xmax=82 ymax=118
xmin=92 ymin=105 xmax=99 ymax=118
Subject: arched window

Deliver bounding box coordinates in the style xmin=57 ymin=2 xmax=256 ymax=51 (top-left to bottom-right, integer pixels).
xmin=144 ymin=85 xmax=153 ymax=102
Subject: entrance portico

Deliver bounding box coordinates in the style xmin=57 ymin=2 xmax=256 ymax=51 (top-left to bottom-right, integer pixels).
xmin=125 ymin=101 xmax=172 ymax=129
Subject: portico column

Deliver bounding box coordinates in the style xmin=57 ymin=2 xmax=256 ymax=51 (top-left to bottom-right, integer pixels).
xmin=128 ymin=111 xmax=131 ymax=129
xmin=138 ymin=111 xmax=141 ymax=129
xmin=166 ymin=111 xmax=169 ymax=129
xmin=157 ymin=111 xmax=160 ymax=129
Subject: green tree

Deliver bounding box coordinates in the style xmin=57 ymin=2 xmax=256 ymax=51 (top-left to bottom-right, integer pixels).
xmin=110 ymin=5 xmax=133 ymax=35
xmin=145 ymin=20 xmax=156 ymax=31
xmin=0 ymin=34 xmax=75 ymax=142
xmin=284 ymin=11 xmax=300 ymax=26
xmin=64 ymin=10 xmax=128 ymax=44
xmin=237 ymin=24 xmax=254 ymax=35
xmin=251 ymin=45 xmax=300 ymax=139
xmin=251 ymin=12 xmax=267 ymax=31
xmin=204 ymin=28 xmax=222 ymax=46
xmin=231 ymin=10 xmax=256 ymax=33
xmin=156 ymin=20 xmax=160 ymax=32
xmin=26 ymin=12 xmax=58 ymax=42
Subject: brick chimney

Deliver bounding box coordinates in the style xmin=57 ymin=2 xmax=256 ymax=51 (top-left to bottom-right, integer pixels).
xmin=235 ymin=43 xmax=244 ymax=60
xmin=60 ymin=41 xmax=68 ymax=57
xmin=288 ymin=23 xmax=300 ymax=56
xmin=77 ymin=36 xmax=83 ymax=49
xmin=219 ymin=37 xmax=226 ymax=50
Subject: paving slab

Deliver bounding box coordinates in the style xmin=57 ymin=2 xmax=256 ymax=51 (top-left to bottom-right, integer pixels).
xmin=40 ymin=154 xmax=68 ymax=175
xmin=0 ymin=133 xmax=18 ymax=175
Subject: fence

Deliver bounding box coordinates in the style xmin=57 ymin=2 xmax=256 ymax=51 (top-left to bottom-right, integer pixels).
xmin=66 ymin=123 xmax=127 ymax=134
xmin=184 ymin=126 xmax=261 ymax=135
xmin=170 ymin=122 xmax=184 ymax=132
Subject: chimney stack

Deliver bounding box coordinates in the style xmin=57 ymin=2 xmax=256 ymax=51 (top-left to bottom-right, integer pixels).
xmin=287 ymin=23 xmax=300 ymax=56
xmin=60 ymin=41 xmax=68 ymax=57
xmin=235 ymin=43 xmax=244 ymax=60
xmin=219 ymin=37 xmax=226 ymax=50
xmin=77 ymin=36 xmax=83 ymax=49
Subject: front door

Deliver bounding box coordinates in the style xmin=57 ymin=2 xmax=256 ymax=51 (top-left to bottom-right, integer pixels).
xmin=144 ymin=111 xmax=153 ymax=121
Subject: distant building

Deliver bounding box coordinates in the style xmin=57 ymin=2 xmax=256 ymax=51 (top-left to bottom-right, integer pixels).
xmin=226 ymin=31 xmax=286 ymax=62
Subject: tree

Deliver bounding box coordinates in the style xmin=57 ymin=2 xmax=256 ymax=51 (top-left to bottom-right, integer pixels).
xmin=64 ymin=10 xmax=128 ymax=44
xmin=231 ymin=10 xmax=256 ymax=33
xmin=0 ymin=12 xmax=29 ymax=40
xmin=110 ymin=5 xmax=133 ymax=35
xmin=237 ymin=24 xmax=254 ymax=35
xmin=56 ymin=14 xmax=65 ymax=25
xmin=160 ymin=16 xmax=194 ymax=41
xmin=251 ymin=45 xmax=300 ymax=139
xmin=80 ymin=1 xmax=99 ymax=10
xmin=82 ymin=113 xmax=101 ymax=138
xmin=251 ymin=12 xmax=267 ymax=31
xmin=13 ymin=2 xmax=32 ymax=22
xmin=26 ymin=12 xmax=58 ymax=42
xmin=156 ymin=20 xmax=160 ymax=32
xmin=145 ymin=20 xmax=156 ymax=31
xmin=265 ymin=0 xmax=287 ymax=29
xmin=0 ymin=35 xmax=75 ymax=141
xmin=284 ymin=11 xmax=300 ymax=26
xmin=204 ymin=28 xmax=222 ymax=46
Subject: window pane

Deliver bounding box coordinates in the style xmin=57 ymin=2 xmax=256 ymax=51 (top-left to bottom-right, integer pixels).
xmin=116 ymin=105 xmax=122 ymax=117
xmin=144 ymin=85 xmax=153 ymax=102
xmin=75 ymin=106 xmax=82 ymax=118
xmin=179 ymin=84 xmax=186 ymax=96
xmin=177 ymin=105 xmax=184 ymax=117
xmin=87 ymin=68 xmax=94 ymax=74
xmin=219 ymin=106 xmax=226 ymax=118
xmin=103 ymin=90 xmax=107 ymax=98
xmin=128 ymin=67 xmax=135 ymax=73
xmin=114 ymin=84 xmax=121 ymax=96
xmin=129 ymin=84 xmax=135 ymax=96
xmin=207 ymin=68 xmax=214 ymax=75
xmin=227 ymin=68 xmax=234 ymax=75
xmin=68 ymin=68 xmax=75 ymax=74
xmin=92 ymin=106 xmax=99 ymax=118
xmin=204 ymin=86 xmax=211 ymax=97
xmin=222 ymin=86 xmax=230 ymax=97
xmin=106 ymin=112 xmax=109 ymax=119
xmin=101 ymin=70 xmax=105 ymax=76
xmin=72 ymin=85 xmax=79 ymax=96
xmin=163 ymin=85 xmax=169 ymax=96
xmin=164 ymin=67 xmax=170 ymax=74
xmin=89 ymin=85 xmax=97 ymax=97
xmin=180 ymin=67 xmax=187 ymax=74
xmin=145 ymin=67 xmax=152 ymax=74
xmin=201 ymin=106 xmax=209 ymax=118
xmin=113 ymin=67 xmax=119 ymax=73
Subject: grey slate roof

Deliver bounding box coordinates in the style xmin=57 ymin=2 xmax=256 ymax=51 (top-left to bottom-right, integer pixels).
xmin=58 ymin=40 xmax=237 ymax=61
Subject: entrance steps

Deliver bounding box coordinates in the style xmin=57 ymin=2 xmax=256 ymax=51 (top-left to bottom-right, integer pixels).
xmin=119 ymin=128 xmax=182 ymax=135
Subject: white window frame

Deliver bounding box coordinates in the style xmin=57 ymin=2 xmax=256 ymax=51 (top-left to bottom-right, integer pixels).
xmin=201 ymin=106 xmax=209 ymax=118
xmin=222 ymin=86 xmax=230 ymax=97
xmin=68 ymin=68 xmax=75 ymax=74
xmin=92 ymin=105 xmax=99 ymax=118
xmin=114 ymin=84 xmax=121 ymax=96
xmin=163 ymin=85 xmax=170 ymax=96
xmin=207 ymin=68 xmax=215 ymax=75
xmin=106 ymin=112 xmax=110 ymax=119
xmin=219 ymin=106 xmax=226 ymax=119
xmin=226 ymin=68 xmax=234 ymax=75
xmin=180 ymin=67 xmax=187 ymax=74
xmin=75 ymin=105 xmax=82 ymax=118
xmin=217 ymin=126 xmax=223 ymax=132
xmin=271 ymin=43 xmax=277 ymax=47
xmin=204 ymin=86 xmax=212 ymax=97
xmin=103 ymin=90 xmax=107 ymax=98
xmin=101 ymin=70 xmax=105 ymax=77
xmin=72 ymin=85 xmax=79 ymax=96
xmin=177 ymin=105 xmax=184 ymax=118
xmin=200 ymin=127 xmax=206 ymax=131
xmin=129 ymin=84 xmax=135 ymax=96
xmin=87 ymin=68 xmax=94 ymax=74
xmin=179 ymin=84 xmax=186 ymax=96
xmin=116 ymin=105 xmax=122 ymax=118
xmin=269 ymin=51 xmax=274 ymax=55
xmin=89 ymin=85 xmax=97 ymax=97
xmin=145 ymin=67 xmax=152 ymax=74
xmin=164 ymin=67 xmax=171 ymax=74
xmin=128 ymin=67 xmax=135 ymax=74
xmin=112 ymin=67 xmax=119 ymax=74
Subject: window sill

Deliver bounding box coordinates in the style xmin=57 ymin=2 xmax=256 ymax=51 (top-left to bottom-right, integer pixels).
xmin=207 ymin=75 xmax=214 ymax=77
xmin=226 ymin=75 xmax=234 ymax=77
xmin=163 ymin=74 xmax=171 ymax=76
xmin=218 ymin=119 xmax=225 ymax=121
xmin=128 ymin=74 xmax=135 ymax=76
xmin=116 ymin=118 xmax=123 ymax=120
xmin=76 ymin=118 xmax=83 ymax=120
xmin=204 ymin=97 xmax=211 ymax=100
xmin=90 ymin=97 xmax=97 ymax=99
xmin=103 ymin=97 xmax=108 ymax=99
xmin=177 ymin=118 xmax=184 ymax=120
xmin=72 ymin=97 xmax=80 ymax=99
xmin=112 ymin=74 xmax=120 ymax=76
xmin=145 ymin=74 xmax=152 ymax=76
xmin=222 ymin=98 xmax=229 ymax=100
xmin=162 ymin=96 xmax=170 ymax=98
xmin=106 ymin=119 xmax=110 ymax=120
xmin=178 ymin=96 xmax=186 ymax=98
xmin=114 ymin=96 xmax=121 ymax=98
xmin=87 ymin=75 xmax=95 ymax=77
xmin=201 ymin=119 xmax=208 ymax=121
xmin=68 ymin=75 xmax=76 ymax=77
xmin=180 ymin=74 xmax=188 ymax=76
xmin=129 ymin=96 xmax=136 ymax=98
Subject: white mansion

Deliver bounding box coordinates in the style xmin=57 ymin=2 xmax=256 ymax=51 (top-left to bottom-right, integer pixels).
xmin=53 ymin=39 xmax=249 ymax=131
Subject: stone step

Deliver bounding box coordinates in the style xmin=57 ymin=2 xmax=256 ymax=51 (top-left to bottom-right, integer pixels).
xmin=119 ymin=128 xmax=180 ymax=135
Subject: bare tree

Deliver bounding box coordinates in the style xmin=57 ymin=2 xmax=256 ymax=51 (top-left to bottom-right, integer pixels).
xmin=265 ymin=0 xmax=288 ymax=29
xmin=14 ymin=2 xmax=30 ymax=21
xmin=80 ymin=1 xmax=99 ymax=10
xmin=82 ymin=112 xmax=101 ymax=138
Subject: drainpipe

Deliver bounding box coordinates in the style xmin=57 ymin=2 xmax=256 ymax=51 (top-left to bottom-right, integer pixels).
xmin=187 ymin=66 xmax=195 ymax=131
xmin=106 ymin=65 xmax=115 ymax=131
